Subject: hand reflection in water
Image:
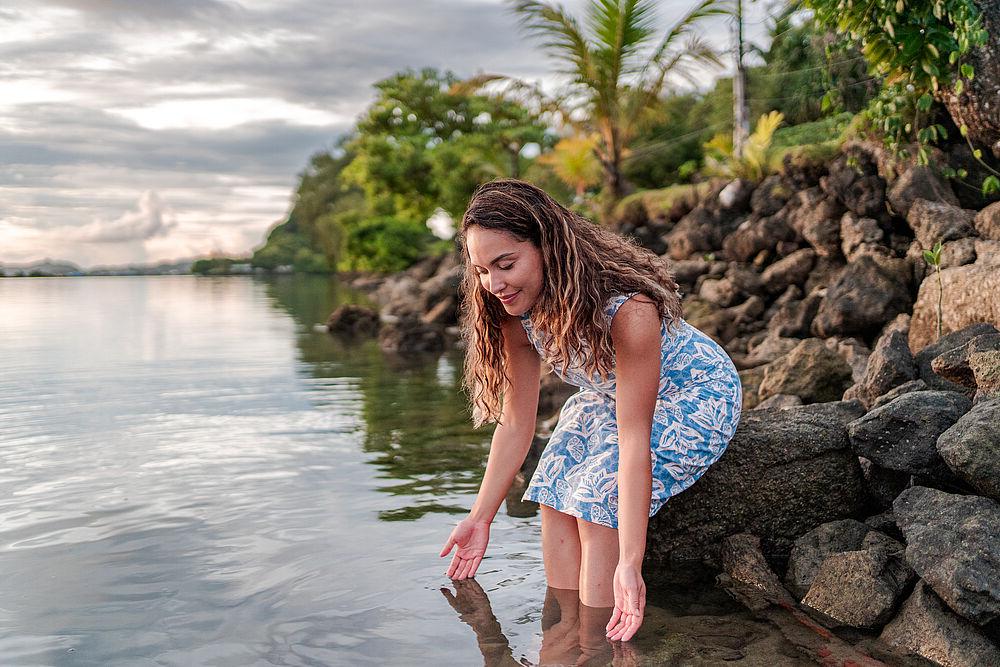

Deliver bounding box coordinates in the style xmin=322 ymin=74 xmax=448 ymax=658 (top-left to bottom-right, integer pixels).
xmin=442 ymin=580 xmax=639 ymax=667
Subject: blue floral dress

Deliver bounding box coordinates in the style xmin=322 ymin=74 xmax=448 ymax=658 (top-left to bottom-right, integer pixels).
xmin=520 ymin=292 xmax=742 ymax=529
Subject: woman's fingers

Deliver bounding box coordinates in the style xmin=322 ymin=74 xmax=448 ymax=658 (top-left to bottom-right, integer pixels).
xmin=605 ymin=607 xmax=623 ymax=633
xmin=439 ymin=535 xmax=456 ymax=558
xmin=467 ymin=555 xmax=483 ymax=578
xmin=446 ymin=553 xmax=463 ymax=578
xmin=456 ymin=557 xmax=473 ymax=580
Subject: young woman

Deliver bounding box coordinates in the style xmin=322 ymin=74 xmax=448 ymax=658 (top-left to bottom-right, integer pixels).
xmin=439 ymin=179 xmax=742 ymax=642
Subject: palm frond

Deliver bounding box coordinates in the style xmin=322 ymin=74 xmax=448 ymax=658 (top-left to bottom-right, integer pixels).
xmin=509 ymin=1 xmax=596 ymax=84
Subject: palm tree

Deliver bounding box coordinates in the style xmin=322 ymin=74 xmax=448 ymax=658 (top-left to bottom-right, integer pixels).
xmin=509 ymin=0 xmax=725 ymax=211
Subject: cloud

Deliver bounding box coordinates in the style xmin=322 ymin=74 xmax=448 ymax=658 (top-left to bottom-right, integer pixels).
xmin=71 ymin=191 xmax=177 ymax=243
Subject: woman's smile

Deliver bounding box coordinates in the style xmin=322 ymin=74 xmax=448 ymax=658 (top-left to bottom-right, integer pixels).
xmin=497 ymin=290 xmax=520 ymax=304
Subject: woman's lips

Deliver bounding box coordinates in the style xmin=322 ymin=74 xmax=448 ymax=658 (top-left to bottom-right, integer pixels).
xmin=498 ymin=290 xmax=520 ymax=304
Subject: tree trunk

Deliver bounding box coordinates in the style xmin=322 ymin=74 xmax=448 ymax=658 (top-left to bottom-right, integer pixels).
xmin=940 ymin=0 xmax=1000 ymax=157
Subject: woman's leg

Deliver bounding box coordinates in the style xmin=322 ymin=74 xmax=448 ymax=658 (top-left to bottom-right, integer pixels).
xmin=576 ymin=518 xmax=619 ymax=608
xmin=540 ymin=504 xmax=582 ymax=589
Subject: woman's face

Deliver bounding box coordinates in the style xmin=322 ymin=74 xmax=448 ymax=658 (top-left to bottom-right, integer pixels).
xmin=465 ymin=226 xmax=544 ymax=316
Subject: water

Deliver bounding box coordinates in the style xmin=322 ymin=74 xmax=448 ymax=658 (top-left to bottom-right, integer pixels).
xmin=0 ymin=275 xmax=796 ymax=666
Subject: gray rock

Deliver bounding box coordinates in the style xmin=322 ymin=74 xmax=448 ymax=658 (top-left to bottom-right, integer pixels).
xmin=893 ymin=486 xmax=1000 ymax=625
xmin=750 ymin=174 xmax=793 ymax=216
xmin=758 ymin=338 xmax=854 ymax=404
xmin=970 ymin=350 xmax=1000 ymax=401
xmin=930 ymin=333 xmax=1000 ymax=391
xmin=645 ymin=401 xmax=866 ymax=566
xmin=909 ymin=265 xmax=1000 ymax=354
xmin=812 ymin=255 xmax=912 ymax=339
xmin=937 ymin=399 xmax=1000 ymax=500
xmin=858 ymin=456 xmax=913 ymax=512
xmin=720 ymin=533 xmax=796 ymax=611
xmin=326 ymin=304 xmax=379 ymax=337
xmin=840 ymin=212 xmax=887 ymax=261
xmin=801 ymin=540 xmax=914 ymax=629
xmin=824 ymin=336 xmax=872 ymax=384
xmin=761 ymin=248 xmax=816 ymax=294
xmin=915 ymin=323 xmax=1000 ymax=392
xmin=769 ymin=289 xmax=823 ymax=338
xmin=789 ymin=195 xmax=845 ymax=258
xmin=722 ymin=214 xmax=797 ymax=263
xmin=784 ymin=519 xmax=870 ymax=600
xmin=743 ymin=331 xmax=799 ymax=369
xmin=870 ymin=379 xmax=930 ymax=410
xmin=848 ymin=391 xmax=972 ymax=476
xmin=377 ymin=315 xmax=445 ymax=354
xmin=848 ymin=326 xmax=919 ymax=409
xmin=754 ymin=394 xmax=802 ymax=410
xmin=887 ymin=166 xmax=961 ymax=217
xmin=906 ymin=199 xmax=977 ymax=250
xmin=864 ymin=511 xmax=905 ymax=543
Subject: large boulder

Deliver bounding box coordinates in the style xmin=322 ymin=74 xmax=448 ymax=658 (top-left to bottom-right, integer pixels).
xmin=887 ymin=165 xmax=960 ymax=217
xmin=936 ymin=399 xmax=1000 ymax=501
xmin=757 ymin=338 xmax=854 ymax=404
xmin=914 ymin=322 xmax=1000 ymax=392
xmin=812 ymin=255 xmax=912 ymax=340
xmin=847 ymin=391 xmax=971 ymax=477
xmin=893 ymin=486 xmax=1000 ymax=625
xmin=880 ymin=581 xmax=1000 ymax=667
xmin=377 ymin=315 xmax=445 ymax=354
xmin=974 ymin=202 xmax=1000 ymax=241
xmin=930 ymin=332 xmax=1000 ymax=391
xmin=788 ymin=194 xmax=845 ymax=258
xmin=645 ymin=401 xmax=866 ymax=567
xmin=910 ymin=264 xmax=1000 ymax=353
xmin=844 ymin=317 xmax=918 ymax=409
xmin=906 ymin=199 xmax=977 ymax=250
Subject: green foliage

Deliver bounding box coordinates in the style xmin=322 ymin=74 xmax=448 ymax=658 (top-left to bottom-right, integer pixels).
xmin=342 ymin=217 xmax=435 ymax=273
xmin=922 ymin=240 xmax=944 ymax=340
xmin=192 ymin=257 xmax=235 ymax=275
xmin=704 ymin=111 xmax=785 ymax=181
xmin=804 ymin=0 xmax=988 ymax=171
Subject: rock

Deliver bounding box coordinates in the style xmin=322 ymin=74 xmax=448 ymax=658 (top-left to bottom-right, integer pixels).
xmin=743 ymin=332 xmax=799 ymax=369
xmin=848 ymin=324 xmax=918 ymax=409
xmin=824 ymin=336 xmax=871 ymax=384
xmin=758 ymin=338 xmax=854 ymax=404
xmin=930 ymin=333 xmax=1000 ymax=390
xmin=803 ymin=256 xmax=848 ymax=294
xmin=761 ymin=248 xmax=816 ymax=294
xmin=906 ymin=199 xmax=977 ymax=250
xmin=880 ymin=580 xmax=1000 ymax=667
xmin=975 ymin=202 xmax=1000 ymax=241
xmin=909 ymin=264 xmax=1000 ymax=353
xmin=421 ymin=296 xmax=456 ymax=326
xmin=858 ymin=456 xmax=912 ymax=512
xmin=893 ymin=486 xmax=1000 ymax=625
xmin=725 ymin=265 xmax=765 ymax=296
xmin=801 ymin=539 xmax=913 ymax=629
xmin=821 ymin=152 xmax=887 ymax=218
xmin=914 ymin=322 xmax=1000 ymax=391
xmin=768 ymin=289 xmax=823 ymax=338
xmin=722 ymin=214 xmax=796 ymax=263
xmin=738 ymin=365 xmax=766 ymax=411
xmin=377 ymin=314 xmax=445 ymax=354
xmin=840 ymin=212 xmax=887 ymax=261
xmin=418 ymin=262 xmax=463 ymax=314
xmin=970 ymin=350 xmax=1000 ymax=400
xmin=887 ymin=166 xmax=961 ymax=217
xmin=749 ymin=174 xmax=792 ymax=216
xmin=720 ymin=533 xmax=797 ymax=611
xmin=784 ymin=519 xmax=870 ymax=600
xmin=753 ymin=394 xmax=802 ymax=410
xmin=670 ymin=258 xmax=710 ymax=286
xmin=326 ymin=304 xmax=380 ymax=337
xmin=375 ymin=274 xmax=424 ymax=318
xmin=870 ymin=379 xmax=929 ymax=410
xmin=938 ymin=237 xmax=978 ymax=269
xmin=937 ymin=399 xmax=1000 ymax=500
xmin=698 ymin=277 xmax=742 ymax=307
xmin=865 ymin=511 xmax=905 ymax=543
xmin=789 ymin=194 xmax=845 ymax=258
xmin=812 ymin=255 xmax=912 ymax=340
xmin=975 ymin=238 xmax=1000 ymax=265
xmin=847 ymin=391 xmax=972 ymax=476
xmin=645 ymin=401 xmax=866 ymax=566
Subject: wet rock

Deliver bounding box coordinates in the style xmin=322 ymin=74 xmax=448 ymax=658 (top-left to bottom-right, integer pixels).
xmin=848 ymin=391 xmax=971 ymax=477
xmin=893 ymin=486 xmax=1000 ymax=625
xmin=801 ymin=536 xmax=913 ymax=629
xmin=887 ymin=165 xmax=960 ymax=217
xmin=812 ymin=255 xmax=912 ymax=340
xmin=758 ymin=338 xmax=854 ymax=404
xmin=880 ymin=580 xmax=1000 ymax=667
xmin=784 ymin=519 xmax=870 ymax=600
xmin=906 ymin=199 xmax=977 ymax=250
xmin=645 ymin=401 xmax=866 ymax=566
xmin=909 ymin=264 xmax=1000 ymax=353
xmin=377 ymin=315 xmax=445 ymax=354
xmin=936 ymin=399 xmax=1000 ymax=500
xmin=914 ymin=323 xmax=1000 ymax=391
xmin=326 ymin=304 xmax=380 ymax=337
xmin=973 ymin=201 xmax=1000 ymax=241
xmin=761 ymin=248 xmax=815 ymax=294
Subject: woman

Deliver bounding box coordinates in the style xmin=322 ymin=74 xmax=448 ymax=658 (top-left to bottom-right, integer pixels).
xmin=439 ymin=179 xmax=742 ymax=642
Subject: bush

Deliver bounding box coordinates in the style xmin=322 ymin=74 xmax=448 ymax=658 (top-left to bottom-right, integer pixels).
xmin=342 ymin=217 xmax=435 ymax=273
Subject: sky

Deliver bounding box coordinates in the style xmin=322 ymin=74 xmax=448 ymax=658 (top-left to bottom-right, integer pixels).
xmin=0 ymin=0 xmax=773 ymax=269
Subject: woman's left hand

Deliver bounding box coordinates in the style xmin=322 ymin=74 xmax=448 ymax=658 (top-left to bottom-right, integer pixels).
xmin=605 ymin=560 xmax=645 ymax=642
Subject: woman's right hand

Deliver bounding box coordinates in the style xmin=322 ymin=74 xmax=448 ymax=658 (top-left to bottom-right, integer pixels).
xmin=440 ymin=517 xmax=491 ymax=579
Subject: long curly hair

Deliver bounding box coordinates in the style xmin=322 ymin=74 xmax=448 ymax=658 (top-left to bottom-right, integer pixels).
xmin=458 ymin=178 xmax=682 ymax=428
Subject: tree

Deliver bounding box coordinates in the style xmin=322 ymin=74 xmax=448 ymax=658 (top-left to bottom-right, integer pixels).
xmin=508 ymin=0 xmax=725 ymax=213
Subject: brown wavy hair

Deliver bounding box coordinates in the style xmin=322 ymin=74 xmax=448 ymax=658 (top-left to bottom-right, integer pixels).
xmin=458 ymin=178 xmax=682 ymax=427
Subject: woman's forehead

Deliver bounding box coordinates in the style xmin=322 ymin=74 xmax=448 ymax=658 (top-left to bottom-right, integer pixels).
xmin=465 ymin=227 xmax=523 ymax=258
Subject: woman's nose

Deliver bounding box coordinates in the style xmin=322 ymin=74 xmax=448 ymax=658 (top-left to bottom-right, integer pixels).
xmin=488 ymin=274 xmax=505 ymax=294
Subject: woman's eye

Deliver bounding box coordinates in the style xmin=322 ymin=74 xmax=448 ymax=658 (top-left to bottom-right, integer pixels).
xmin=498 ymin=263 xmax=514 ymax=271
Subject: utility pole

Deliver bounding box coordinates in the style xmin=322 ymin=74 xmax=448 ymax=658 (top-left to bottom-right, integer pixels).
xmin=732 ymin=0 xmax=749 ymax=159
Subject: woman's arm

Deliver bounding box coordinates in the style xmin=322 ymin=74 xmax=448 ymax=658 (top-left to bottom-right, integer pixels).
xmin=469 ymin=316 xmax=542 ymax=524
xmin=607 ymin=296 xmax=661 ymax=640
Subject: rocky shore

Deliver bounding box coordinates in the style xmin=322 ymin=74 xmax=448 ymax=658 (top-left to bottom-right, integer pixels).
xmin=328 ymin=142 xmax=1000 ymax=665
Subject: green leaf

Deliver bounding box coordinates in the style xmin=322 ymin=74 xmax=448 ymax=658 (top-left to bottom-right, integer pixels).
xmin=955 ymin=79 xmax=964 ymax=95
xmin=961 ymin=63 xmax=974 ymax=79
xmin=922 ymin=250 xmax=935 ymax=264
xmin=974 ymin=149 xmax=983 ymax=159
xmin=821 ymin=91 xmax=832 ymax=112
xmin=917 ymin=93 xmax=933 ymax=111
xmin=984 ymin=175 xmax=1000 ymax=196
xmin=960 ymin=124 xmax=969 ymax=137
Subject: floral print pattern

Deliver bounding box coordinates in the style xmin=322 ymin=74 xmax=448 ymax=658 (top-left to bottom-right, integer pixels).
xmin=520 ymin=292 xmax=742 ymax=528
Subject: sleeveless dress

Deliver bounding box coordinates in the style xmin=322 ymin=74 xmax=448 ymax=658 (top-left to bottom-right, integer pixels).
xmin=520 ymin=292 xmax=742 ymax=529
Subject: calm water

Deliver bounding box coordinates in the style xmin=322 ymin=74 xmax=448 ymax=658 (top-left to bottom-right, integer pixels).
xmin=0 ymin=275 xmax=789 ymax=667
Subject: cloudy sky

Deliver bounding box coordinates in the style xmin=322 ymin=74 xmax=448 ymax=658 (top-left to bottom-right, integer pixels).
xmin=0 ymin=0 xmax=772 ymax=269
